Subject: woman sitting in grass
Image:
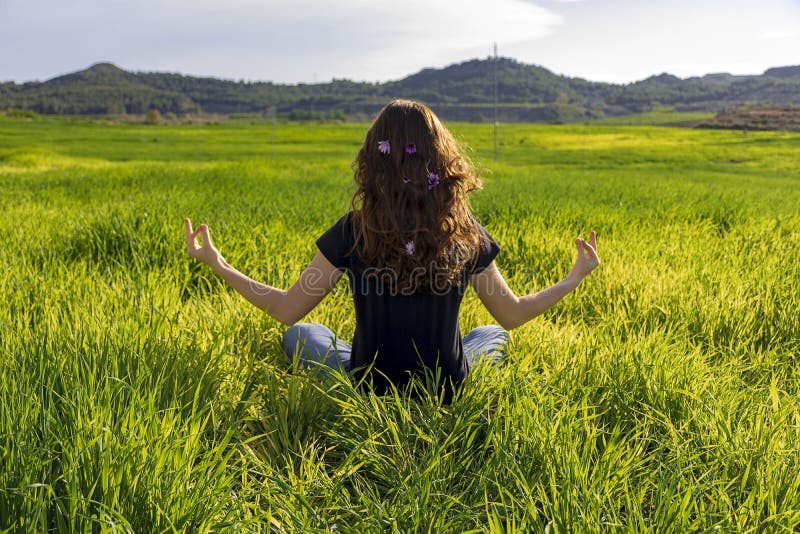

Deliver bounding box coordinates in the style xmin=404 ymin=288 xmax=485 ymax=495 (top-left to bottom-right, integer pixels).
xmin=185 ymin=99 xmax=599 ymax=401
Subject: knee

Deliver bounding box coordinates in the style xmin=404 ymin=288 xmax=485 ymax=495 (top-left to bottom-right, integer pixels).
xmin=473 ymin=324 xmax=509 ymax=344
xmin=283 ymin=322 xmax=311 ymax=355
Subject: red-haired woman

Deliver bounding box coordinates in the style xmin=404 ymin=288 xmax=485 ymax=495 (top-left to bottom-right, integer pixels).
xmin=185 ymin=99 xmax=599 ymax=401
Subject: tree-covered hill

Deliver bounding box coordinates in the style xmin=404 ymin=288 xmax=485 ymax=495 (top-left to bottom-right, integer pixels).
xmin=1 ymin=57 xmax=799 ymax=122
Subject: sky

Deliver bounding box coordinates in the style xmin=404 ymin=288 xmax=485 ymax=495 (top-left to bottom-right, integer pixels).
xmin=2 ymin=0 xmax=799 ymax=85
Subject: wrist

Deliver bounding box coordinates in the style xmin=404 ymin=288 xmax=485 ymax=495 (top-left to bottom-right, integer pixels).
xmin=564 ymin=270 xmax=584 ymax=288
xmin=208 ymin=253 xmax=227 ymax=273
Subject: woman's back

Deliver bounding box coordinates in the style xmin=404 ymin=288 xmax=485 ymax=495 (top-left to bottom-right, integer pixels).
xmin=315 ymin=210 xmax=500 ymax=394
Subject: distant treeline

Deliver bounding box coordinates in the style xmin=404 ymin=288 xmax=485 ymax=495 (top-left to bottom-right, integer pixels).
xmin=2 ymin=58 xmax=800 ymax=122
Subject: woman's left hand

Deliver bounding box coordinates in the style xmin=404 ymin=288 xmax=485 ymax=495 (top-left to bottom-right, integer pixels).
xmin=184 ymin=218 xmax=222 ymax=267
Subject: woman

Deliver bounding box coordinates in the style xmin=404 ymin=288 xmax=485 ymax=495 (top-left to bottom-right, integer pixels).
xmin=185 ymin=99 xmax=599 ymax=401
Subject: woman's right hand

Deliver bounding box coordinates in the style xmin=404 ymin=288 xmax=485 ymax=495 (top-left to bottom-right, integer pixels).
xmin=184 ymin=218 xmax=222 ymax=268
xmin=569 ymin=230 xmax=600 ymax=280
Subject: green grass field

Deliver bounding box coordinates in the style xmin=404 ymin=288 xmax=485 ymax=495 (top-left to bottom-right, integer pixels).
xmin=1 ymin=116 xmax=799 ymax=532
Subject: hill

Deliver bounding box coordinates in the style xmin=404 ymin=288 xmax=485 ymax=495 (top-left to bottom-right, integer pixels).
xmin=1 ymin=58 xmax=800 ymax=122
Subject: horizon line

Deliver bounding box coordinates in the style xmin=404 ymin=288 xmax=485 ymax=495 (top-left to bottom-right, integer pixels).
xmin=4 ymin=55 xmax=795 ymax=87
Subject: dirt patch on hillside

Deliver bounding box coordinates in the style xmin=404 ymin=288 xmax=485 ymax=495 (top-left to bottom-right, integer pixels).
xmin=696 ymin=107 xmax=800 ymax=132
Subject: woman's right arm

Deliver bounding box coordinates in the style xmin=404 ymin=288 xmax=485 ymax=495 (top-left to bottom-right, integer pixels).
xmin=470 ymin=232 xmax=599 ymax=331
xmin=185 ymin=218 xmax=343 ymax=325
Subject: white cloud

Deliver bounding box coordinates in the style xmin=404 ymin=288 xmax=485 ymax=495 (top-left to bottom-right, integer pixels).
xmin=241 ymin=0 xmax=563 ymax=81
xmin=760 ymin=31 xmax=800 ymax=39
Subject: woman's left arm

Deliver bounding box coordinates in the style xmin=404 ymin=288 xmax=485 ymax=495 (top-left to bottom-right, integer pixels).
xmin=184 ymin=218 xmax=343 ymax=325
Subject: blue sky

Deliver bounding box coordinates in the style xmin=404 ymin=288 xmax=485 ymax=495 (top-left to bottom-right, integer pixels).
xmin=2 ymin=0 xmax=799 ymax=84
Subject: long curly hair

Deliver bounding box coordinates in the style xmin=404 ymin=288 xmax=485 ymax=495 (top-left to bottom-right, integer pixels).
xmin=350 ymin=99 xmax=485 ymax=293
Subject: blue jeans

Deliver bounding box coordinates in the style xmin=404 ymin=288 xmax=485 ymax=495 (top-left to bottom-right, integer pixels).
xmin=282 ymin=323 xmax=509 ymax=373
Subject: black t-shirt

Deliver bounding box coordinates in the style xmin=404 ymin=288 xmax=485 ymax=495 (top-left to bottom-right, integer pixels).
xmin=315 ymin=211 xmax=500 ymax=398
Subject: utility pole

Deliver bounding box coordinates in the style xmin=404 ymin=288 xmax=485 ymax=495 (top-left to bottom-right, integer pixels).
xmin=310 ymin=72 xmax=316 ymax=120
xmin=493 ymin=42 xmax=498 ymax=161
xmin=271 ymin=105 xmax=277 ymax=163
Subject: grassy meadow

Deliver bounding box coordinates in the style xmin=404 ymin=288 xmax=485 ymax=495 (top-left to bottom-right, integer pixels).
xmin=1 ymin=115 xmax=799 ymax=532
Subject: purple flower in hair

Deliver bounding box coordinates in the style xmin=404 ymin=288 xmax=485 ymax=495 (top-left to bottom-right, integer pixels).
xmin=402 ymin=175 xmax=411 ymax=184
xmin=378 ymin=140 xmax=391 ymax=154
xmin=405 ymin=241 xmax=415 ymax=255
xmin=405 ymin=143 xmax=417 ymax=154
xmin=427 ymin=172 xmax=440 ymax=190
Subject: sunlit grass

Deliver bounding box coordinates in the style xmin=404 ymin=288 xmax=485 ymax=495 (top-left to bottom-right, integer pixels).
xmin=588 ymin=110 xmax=716 ymax=126
xmin=1 ymin=116 xmax=799 ymax=531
